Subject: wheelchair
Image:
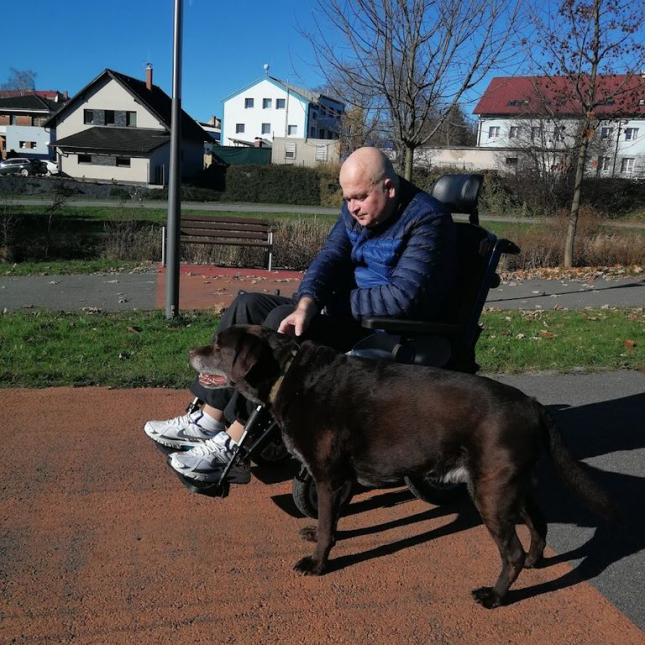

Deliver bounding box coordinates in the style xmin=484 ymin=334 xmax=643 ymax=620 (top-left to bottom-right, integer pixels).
xmin=171 ymin=174 xmax=520 ymax=517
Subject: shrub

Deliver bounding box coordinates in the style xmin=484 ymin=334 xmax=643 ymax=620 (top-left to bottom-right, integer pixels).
xmin=224 ymin=165 xmax=320 ymax=205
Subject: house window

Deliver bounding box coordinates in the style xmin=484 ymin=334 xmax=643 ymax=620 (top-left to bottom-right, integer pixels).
xmin=505 ymin=157 xmax=518 ymax=166
xmin=531 ymin=126 xmax=542 ymax=141
xmin=598 ymin=156 xmax=611 ymax=171
xmin=78 ymin=154 xmax=92 ymax=164
xmin=244 ymin=98 xmax=254 ymax=108
xmin=310 ymin=127 xmax=317 ymax=137
xmin=276 ymin=98 xmax=286 ymax=109
xmin=621 ymin=158 xmax=635 ymax=174
xmin=315 ymin=145 xmax=328 ymax=162
xmin=285 ymin=142 xmax=296 ymax=160
xmin=236 ymin=123 xmax=245 ymax=134
xmin=509 ymin=126 xmax=520 ymax=139
xmin=600 ymin=126 xmax=613 ymax=139
xmin=105 ymin=110 xmax=116 ymax=126
xmin=625 ymin=128 xmax=639 ymax=141
xmin=261 ymin=123 xmax=271 ymax=135
xmin=116 ymin=157 xmax=131 ymax=167
xmin=507 ymin=99 xmax=529 ymax=107
xmin=126 ymin=111 xmax=137 ymax=127
xmin=262 ymin=98 xmax=272 ymax=109
xmin=488 ymin=126 xmax=500 ymax=139
xmin=553 ymin=126 xmax=565 ymax=141
xmin=319 ymin=128 xmax=326 ymax=138
xmin=288 ymin=125 xmax=298 ymax=136
xmin=84 ymin=109 xmax=95 ymax=125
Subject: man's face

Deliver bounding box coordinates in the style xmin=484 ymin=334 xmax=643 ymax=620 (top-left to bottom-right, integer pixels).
xmin=340 ymin=172 xmax=397 ymax=228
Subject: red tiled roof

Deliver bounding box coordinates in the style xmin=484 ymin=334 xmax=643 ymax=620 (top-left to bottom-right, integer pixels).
xmin=474 ymin=75 xmax=645 ymax=117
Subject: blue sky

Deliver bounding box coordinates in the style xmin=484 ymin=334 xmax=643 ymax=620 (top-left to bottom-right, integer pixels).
xmin=2 ymin=0 xmax=322 ymax=123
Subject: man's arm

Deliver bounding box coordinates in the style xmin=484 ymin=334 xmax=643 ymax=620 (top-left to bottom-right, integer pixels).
xmin=294 ymin=216 xmax=353 ymax=311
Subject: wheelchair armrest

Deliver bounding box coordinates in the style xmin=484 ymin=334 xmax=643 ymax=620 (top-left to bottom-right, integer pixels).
xmin=361 ymin=316 xmax=461 ymax=337
xmin=498 ymin=238 xmax=521 ymax=255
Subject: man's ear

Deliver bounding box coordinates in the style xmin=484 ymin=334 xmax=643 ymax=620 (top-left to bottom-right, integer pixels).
xmin=383 ymin=177 xmax=396 ymax=198
xmin=230 ymin=333 xmax=265 ymax=383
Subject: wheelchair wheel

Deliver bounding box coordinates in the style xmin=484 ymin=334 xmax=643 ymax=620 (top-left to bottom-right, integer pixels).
xmin=292 ymin=468 xmax=355 ymax=519
xmin=404 ymin=475 xmax=467 ymax=506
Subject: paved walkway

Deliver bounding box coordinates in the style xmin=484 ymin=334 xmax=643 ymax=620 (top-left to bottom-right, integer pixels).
xmin=1 ymin=264 xmax=643 ymax=312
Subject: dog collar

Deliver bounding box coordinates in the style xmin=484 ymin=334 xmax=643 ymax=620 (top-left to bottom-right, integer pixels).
xmin=268 ymin=346 xmax=300 ymax=405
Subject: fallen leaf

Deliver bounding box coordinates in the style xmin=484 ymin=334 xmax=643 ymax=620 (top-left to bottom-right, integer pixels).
xmin=624 ymin=339 xmax=636 ymax=348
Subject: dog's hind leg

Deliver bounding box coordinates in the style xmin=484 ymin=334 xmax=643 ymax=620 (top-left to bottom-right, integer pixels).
xmin=520 ymin=492 xmax=547 ymax=568
xmin=471 ymin=481 xmax=527 ymax=609
xmin=294 ymin=477 xmax=344 ymax=576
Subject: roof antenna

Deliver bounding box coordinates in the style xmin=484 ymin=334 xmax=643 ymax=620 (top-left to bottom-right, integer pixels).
xmin=263 ymin=63 xmax=270 ymax=75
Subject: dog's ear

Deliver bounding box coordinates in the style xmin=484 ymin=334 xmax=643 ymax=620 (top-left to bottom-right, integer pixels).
xmin=230 ymin=331 xmax=266 ymax=383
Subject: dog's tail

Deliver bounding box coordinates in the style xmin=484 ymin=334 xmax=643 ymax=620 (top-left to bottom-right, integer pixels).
xmin=540 ymin=404 xmax=620 ymax=523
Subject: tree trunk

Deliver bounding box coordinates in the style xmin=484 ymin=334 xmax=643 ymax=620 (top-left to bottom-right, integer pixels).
xmin=403 ymin=145 xmax=414 ymax=181
xmin=564 ymin=134 xmax=590 ymax=267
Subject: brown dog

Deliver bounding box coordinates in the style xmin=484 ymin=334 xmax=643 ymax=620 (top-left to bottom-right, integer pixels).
xmin=189 ymin=324 xmax=618 ymax=608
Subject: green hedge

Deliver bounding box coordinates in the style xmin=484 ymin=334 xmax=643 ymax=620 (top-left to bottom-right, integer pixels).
xmin=224 ymin=165 xmax=322 ymax=205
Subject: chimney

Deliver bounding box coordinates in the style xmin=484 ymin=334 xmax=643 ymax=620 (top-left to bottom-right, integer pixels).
xmin=146 ymin=63 xmax=153 ymax=90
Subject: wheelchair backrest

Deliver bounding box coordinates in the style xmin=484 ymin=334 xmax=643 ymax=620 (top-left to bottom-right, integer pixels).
xmin=430 ymin=174 xmax=484 ymax=225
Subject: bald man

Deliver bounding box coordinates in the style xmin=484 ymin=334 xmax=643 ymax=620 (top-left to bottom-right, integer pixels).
xmin=145 ymin=147 xmax=458 ymax=485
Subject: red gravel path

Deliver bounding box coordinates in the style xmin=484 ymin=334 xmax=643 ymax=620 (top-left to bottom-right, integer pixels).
xmin=1 ymin=388 xmax=643 ymax=645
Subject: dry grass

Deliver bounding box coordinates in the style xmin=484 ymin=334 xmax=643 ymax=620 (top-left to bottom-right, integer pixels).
xmin=100 ymin=211 xmax=642 ymax=272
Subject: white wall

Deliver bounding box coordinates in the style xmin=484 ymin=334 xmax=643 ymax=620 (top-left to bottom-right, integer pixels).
xmin=476 ymin=116 xmax=645 ymax=177
xmin=222 ymin=78 xmax=309 ymax=146
xmin=5 ymin=125 xmax=53 ymax=157
xmin=54 ymin=76 xmax=162 ymax=140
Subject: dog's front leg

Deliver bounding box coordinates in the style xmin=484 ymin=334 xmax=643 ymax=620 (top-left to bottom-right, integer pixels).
xmin=294 ymin=478 xmax=341 ymax=576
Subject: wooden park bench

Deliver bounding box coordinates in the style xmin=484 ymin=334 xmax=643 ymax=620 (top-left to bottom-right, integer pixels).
xmin=162 ymin=215 xmax=274 ymax=270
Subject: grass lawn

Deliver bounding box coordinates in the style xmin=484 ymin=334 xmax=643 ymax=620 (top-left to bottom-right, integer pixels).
xmin=0 ymin=308 xmax=642 ymax=388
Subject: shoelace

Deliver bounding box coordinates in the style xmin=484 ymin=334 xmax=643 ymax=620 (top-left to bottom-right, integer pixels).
xmin=188 ymin=433 xmax=234 ymax=457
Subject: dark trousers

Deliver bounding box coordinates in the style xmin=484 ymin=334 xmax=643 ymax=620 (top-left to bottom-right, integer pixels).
xmin=189 ymin=292 xmax=370 ymax=424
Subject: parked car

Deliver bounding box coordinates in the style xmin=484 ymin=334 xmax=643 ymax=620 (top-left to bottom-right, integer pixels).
xmin=0 ymin=158 xmax=47 ymax=177
xmin=43 ymin=160 xmax=59 ymax=176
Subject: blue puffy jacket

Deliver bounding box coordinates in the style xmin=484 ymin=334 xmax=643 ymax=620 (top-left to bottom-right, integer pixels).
xmin=297 ymin=178 xmax=457 ymax=321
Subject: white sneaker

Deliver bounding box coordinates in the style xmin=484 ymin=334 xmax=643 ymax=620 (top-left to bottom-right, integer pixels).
xmin=168 ymin=433 xmax=251 ymax=483
xmin=144 ymin=411 xmax=223 ymax=450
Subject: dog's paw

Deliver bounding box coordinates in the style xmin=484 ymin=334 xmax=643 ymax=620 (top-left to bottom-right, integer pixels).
xmin=299 ymin=526 xmax=317 ymax=542
xmin=293 ymin=556 xmax=326 ymax=576
xmin=471 ymin=587 xmax=502 ymax=609
xmin=524 ymin=553 xmax=544 ymax=569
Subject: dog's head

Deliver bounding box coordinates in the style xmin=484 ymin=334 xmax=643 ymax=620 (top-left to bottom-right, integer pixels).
xmin=189 ymin=324 xmax=298 ymax=405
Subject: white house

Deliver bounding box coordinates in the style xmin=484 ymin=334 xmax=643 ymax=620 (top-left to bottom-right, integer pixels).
xmin=473 ymin=75 xmax=645 ymax=177
xmin=0 ymin=92 xmax=67 ymax=160
xmin=221 ymin=74 xmax=344 ymax=149
xmin=45 ymin=66 xmax=207 ymax=185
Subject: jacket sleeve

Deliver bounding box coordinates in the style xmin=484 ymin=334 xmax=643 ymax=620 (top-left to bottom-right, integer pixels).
xmin=350 ymin=209 xmax=457 ymax=319
xmin=296 ymin=216 xmax=354 ymax=307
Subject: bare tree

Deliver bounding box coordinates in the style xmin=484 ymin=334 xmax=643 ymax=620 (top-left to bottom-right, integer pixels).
xmin=301 ymin=0 xmax=525 ymax=179
xmin=529 ymin=0 xmax=645 ymax=266
xmin=1 ymin=68 xmax=37 ymax=93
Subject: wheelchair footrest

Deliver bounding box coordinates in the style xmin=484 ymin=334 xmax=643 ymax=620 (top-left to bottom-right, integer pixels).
xmin=176 ymin=475 xmax=231 ymax=498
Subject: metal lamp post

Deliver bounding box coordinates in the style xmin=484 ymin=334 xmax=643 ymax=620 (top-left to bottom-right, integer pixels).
xmin=165 ymin=0 xmax=183 ymax=318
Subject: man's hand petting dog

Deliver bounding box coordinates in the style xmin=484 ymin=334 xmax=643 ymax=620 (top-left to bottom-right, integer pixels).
xmin=189 ymin=324 xmax=618 ymax=609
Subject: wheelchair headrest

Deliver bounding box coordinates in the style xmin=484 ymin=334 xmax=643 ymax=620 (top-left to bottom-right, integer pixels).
xmin=430 ymin=174 xmax=484 ymax=217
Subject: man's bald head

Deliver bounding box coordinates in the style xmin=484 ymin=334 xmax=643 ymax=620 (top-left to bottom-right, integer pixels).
xmin=339 ymin=147 xmax=399 ymax=190
xmin=339 ymin=147 xmax=400 ymax=228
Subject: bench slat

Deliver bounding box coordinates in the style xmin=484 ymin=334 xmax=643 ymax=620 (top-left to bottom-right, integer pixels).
xmin=181 ymin=238 xmax=272 ymax=248
xmin=182 ymin=222 xmax=270 ymax=234
xmin=180 ymin=230 xmax=270 ymax=241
